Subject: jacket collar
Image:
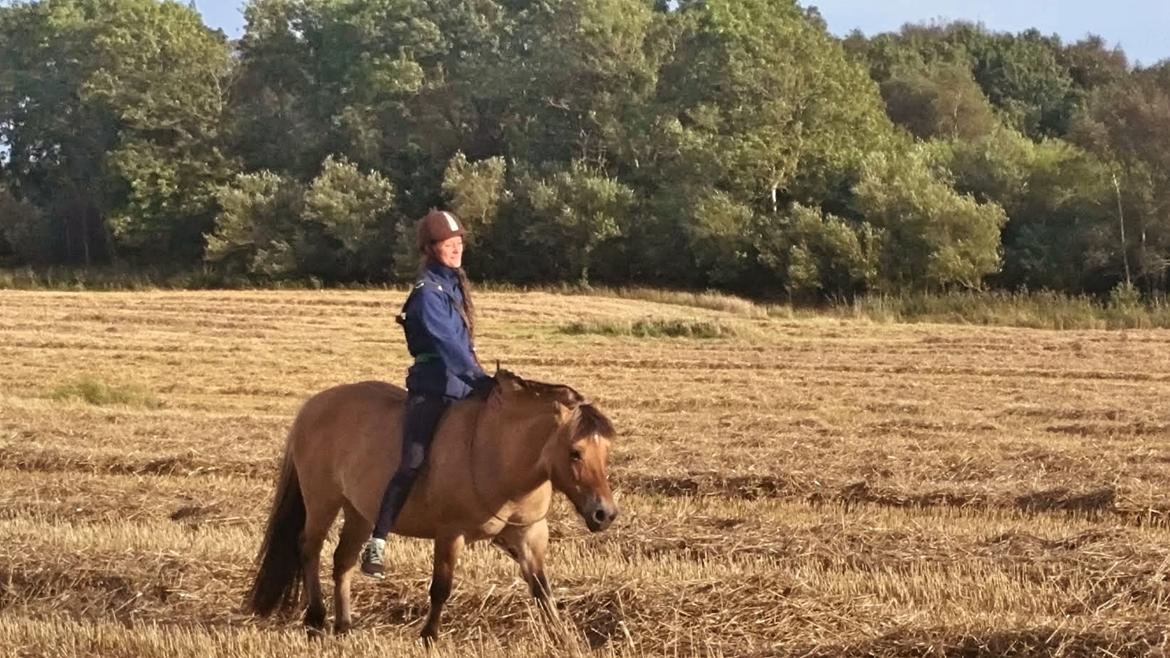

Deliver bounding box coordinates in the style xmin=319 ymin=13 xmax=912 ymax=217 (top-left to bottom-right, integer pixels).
xmin=424 ymin=261 xmax=460 ymax=288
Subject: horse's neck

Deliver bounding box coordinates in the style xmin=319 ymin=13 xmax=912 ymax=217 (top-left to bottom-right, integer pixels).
xmin=473 ymin=414 xmax=556 ymax=506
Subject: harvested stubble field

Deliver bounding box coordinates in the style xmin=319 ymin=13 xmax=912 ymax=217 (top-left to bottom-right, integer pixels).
xmin=1 ymin=289 xmax=1169 ymax=658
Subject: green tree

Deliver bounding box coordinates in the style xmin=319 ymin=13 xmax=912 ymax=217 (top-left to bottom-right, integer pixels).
xmin=301 ymin=155 xmax=398 ymax=279
xmin=685 ymin=191 xmax=756 ymax=288
xmin=518 ymin=161 xmax=635 ymax=285
xmin=0 ymin=188 xmax=51 ymax=264
xmin=849 ymin=22 xmax=1086 ymax=140
xmin=226 ymin=0 xmax=322 ymax=177
xmin=855 ymin=148 xmax=1007 ymax=290
xmin=228 ymin=0 xmax=512 ymax=218
xmin=847 ymin=22 xmax=978 ymax=85
xmin=1062 ymin=35 xmax=1129 ymax=92
xmin=0 ymin=0 xmax=232 ymax=265
xmin=0 ymin=0 xmax=119 ymax=264
xmin=498 ymin=0 xmax=657 ymax=169
xmin=938 ymin=127 xmax=1118 ymax=291
xmin=1072 ymin=63 xmax=1170 ymax=290
xmin=755 ymin=203 xmax=879 ymax=299
xmin=441 ymin=152 xmax=508 ymax=240
xmin=658 ymin=0 xmax=890 ymax=209
xmin=207 ymin=156 xmax=400 ymax=281
xmin=205 ymin=171 xmax=304 ymax=278
xmin=642 ymin=0 xmax=894 ymax=290
xmin=86 ymin=0 xmax=233 ymax=261
xmin=970 ymin=29 xmax=1078 ymax=138
xmin=880 ymin=62 xmax=997 ymax=140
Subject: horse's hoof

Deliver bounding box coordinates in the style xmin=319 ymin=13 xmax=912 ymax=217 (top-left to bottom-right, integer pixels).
xmin=420 ymin=630 xmax=438 ymax=648
xmin=305 ymin=605 xmax=327 ymax=637
xmin=334 ymin=620 xmax=352 ymax=635
xmin=306 ymin=627 xmax=327 ymax=641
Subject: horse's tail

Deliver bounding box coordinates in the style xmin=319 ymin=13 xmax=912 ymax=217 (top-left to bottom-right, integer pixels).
xmin=247 ymin=429 xmax=305 ymax=617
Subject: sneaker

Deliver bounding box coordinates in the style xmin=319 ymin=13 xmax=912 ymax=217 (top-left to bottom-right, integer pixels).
xmin=360 ymin=538 xmax=387 ymax=579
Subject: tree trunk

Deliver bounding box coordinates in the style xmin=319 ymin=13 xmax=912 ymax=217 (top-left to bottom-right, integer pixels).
xmin=1112 ymin=173 xmax=1131 ymax=287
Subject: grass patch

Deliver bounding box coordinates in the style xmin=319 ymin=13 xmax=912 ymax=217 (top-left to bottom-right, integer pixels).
xmin=49 ymin=376 xmax=162 ymax=409
xmin=589 ymin=287 xmax=765 ymax=317
xmin=560 ymin=318 xmax=739 ymax=338
xmin=839 ymin=290 xmax=1170 ymax=330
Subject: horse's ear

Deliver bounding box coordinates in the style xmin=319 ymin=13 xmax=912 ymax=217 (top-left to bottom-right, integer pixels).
xmin=552 ymin=386 xmax=585 ymax=409
xmin=495 ymin=369 xmax=524 ymax=392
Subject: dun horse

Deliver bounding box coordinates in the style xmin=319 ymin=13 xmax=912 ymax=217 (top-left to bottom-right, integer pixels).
xmin=246 ymin=370 xmax=619 ymax=640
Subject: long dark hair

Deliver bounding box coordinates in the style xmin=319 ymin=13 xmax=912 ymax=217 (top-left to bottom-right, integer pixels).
xmin=453 ymin=266 xmax=477 ymax=340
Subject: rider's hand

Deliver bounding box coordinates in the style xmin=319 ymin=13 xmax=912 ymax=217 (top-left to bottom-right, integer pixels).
xmin=471 ymin=375 xmax=497 ymax=398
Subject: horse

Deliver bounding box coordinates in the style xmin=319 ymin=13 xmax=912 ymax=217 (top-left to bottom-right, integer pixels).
xmin=245 ymin=369 xmax=619 ymax=641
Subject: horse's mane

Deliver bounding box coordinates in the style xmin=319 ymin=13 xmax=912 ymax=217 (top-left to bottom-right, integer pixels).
xmin=506 ymin=372 xmax=615 ymax=441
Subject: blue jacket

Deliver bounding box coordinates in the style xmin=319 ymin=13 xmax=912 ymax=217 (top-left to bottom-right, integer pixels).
xmin=401 ymin=263 xmax=490 ymax=399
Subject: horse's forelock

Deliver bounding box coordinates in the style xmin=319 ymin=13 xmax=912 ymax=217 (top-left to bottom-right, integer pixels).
xmin=571 ymin=404 xmax=615 ymax=443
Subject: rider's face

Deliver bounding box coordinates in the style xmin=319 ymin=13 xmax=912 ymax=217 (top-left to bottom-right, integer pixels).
xmin=433 ymin=236 xmax=464 ymax=269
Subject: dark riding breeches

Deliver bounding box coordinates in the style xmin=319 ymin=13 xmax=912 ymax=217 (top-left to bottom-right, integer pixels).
xmin=372 ymin=392 xmax=452 ymax=539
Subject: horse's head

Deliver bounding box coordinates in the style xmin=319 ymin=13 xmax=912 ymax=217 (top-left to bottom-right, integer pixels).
xmin=491 ymin=370 xmax=619 ymax=532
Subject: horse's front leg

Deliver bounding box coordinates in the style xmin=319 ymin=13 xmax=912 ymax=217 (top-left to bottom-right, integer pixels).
xmin=421 ymin=531 xmax=465 ymax=643
xmin=496 ymin=520 xmax=557 ymax=618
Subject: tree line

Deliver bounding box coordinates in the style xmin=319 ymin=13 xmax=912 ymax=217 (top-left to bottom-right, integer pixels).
xmin=0 ymin=0 xmax=1166 ymax=298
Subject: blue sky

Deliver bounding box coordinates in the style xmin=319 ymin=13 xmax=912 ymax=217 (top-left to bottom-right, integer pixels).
xmin=195 ymin=0 xmax=1170 ymax=67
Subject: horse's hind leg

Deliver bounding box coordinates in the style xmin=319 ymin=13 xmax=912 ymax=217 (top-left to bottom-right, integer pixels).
xmin=332 ymin=502 xmax=371 ymax=634
xmin=301 ymin=497 xmax=340 ymax=637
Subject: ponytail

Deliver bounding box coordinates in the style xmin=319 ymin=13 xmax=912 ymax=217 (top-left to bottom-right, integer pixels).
xmin=454 ymin=267 xmax=476 ymax=341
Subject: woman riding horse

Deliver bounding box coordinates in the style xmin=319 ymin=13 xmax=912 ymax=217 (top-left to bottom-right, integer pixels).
xmin=246 ymin=210 xmax=620 ymax=641
xmin=362 ymin=209 xmax=495 ymax=578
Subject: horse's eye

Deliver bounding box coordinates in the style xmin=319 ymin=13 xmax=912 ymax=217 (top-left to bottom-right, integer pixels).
xmin=569 ymin=449 xmax=582 ymax=462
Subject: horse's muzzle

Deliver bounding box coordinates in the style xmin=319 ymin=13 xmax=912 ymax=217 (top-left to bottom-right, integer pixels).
xmin=582 ymin=497 xmax=619 ymax=532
